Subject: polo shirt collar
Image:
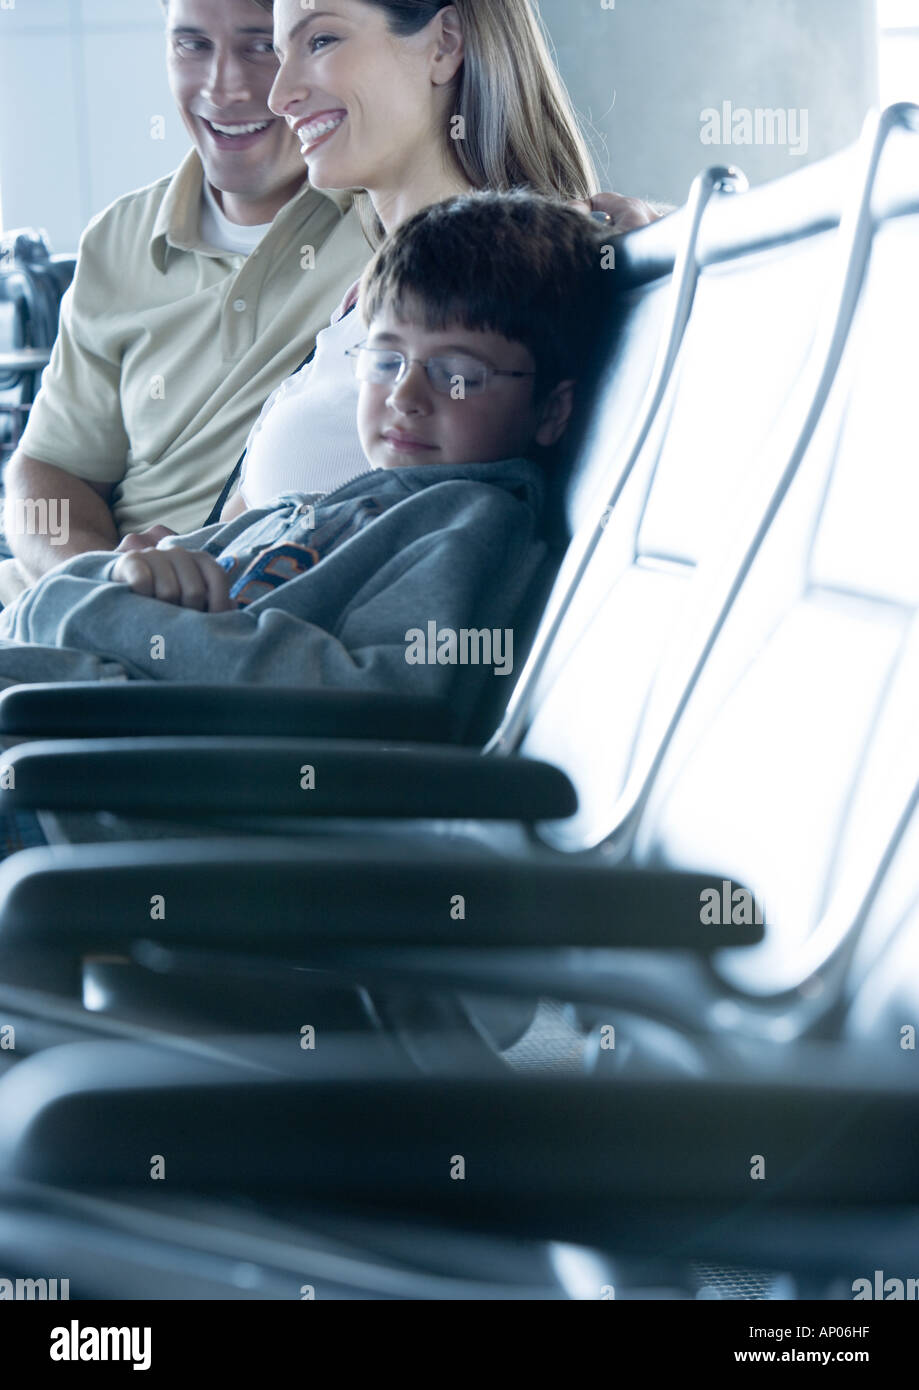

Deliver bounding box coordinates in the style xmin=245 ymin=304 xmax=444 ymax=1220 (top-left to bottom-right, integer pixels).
xmin=149 ymin=148 xmax=354 ymax=273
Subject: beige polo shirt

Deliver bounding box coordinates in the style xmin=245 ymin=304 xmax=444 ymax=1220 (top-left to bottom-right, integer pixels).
xmin=4 ymin=150 xmax=371 ymax=602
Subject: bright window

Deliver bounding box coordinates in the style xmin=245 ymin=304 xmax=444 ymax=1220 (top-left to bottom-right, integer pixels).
xmin=878 ymin=0 xmax=919 ymax=104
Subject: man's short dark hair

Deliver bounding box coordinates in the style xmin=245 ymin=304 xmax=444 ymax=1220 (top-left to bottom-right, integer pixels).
xmin=359 ymin=190 xmax=614 ymax=401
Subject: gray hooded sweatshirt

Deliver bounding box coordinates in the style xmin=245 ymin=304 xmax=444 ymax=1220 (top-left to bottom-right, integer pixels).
xmin=0 ymin=458 xmax=551 ymax=739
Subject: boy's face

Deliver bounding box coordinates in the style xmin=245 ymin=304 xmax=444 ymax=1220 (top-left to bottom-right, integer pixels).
xmin=356 ymin=303 xmax=574 ymax=470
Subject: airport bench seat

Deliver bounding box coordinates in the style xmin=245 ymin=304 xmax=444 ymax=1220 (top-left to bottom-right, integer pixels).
xmin=0 ymin=113 xmax=918 ymax=1301
xmin=0 ymin=109 xmax=915 ymax=1123
xmin=0 ymin=112 xmax=915 ymax=1038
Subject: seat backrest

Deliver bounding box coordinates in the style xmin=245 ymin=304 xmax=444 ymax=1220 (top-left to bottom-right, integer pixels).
xmin=628 ymin=117 xmax=919 ymax=1018
xmin=489 ymin=168 xmax=750 ymax=752
xmin=514 ymin=140 xmax=864 ymax=851
xmin=459 ymin=258 xmax=677 ymax=744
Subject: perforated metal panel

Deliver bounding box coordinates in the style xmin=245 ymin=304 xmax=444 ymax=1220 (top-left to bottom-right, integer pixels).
xmin=693 ymin=1262 xmax=794 ymax=1300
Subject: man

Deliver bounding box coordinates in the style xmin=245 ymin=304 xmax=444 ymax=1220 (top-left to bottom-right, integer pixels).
xmin=0 ymin=0 xmax=372 ymax=604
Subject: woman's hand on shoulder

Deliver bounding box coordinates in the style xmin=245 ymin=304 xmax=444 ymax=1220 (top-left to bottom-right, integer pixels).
xmin=570 ymin=192 xmax=670 ymax=233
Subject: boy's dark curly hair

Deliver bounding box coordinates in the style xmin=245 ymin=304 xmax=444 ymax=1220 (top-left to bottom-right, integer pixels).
xmin=359 ymin=190 xmax=615 ymax=401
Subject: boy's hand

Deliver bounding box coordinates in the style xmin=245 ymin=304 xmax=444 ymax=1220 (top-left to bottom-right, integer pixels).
xmin=111 ymin=547 xmax=234 ymax=612
xmin=117 ymin=525 xmax=177 ymax=552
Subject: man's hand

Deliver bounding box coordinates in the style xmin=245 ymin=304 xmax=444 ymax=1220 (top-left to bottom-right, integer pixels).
xmin=571 ymin=193 xmax=669 ymax=234
xmin=112 ymin=547 xmax=233 ymax=612
xmin=117 ymin=525 xmax=178 ymax=553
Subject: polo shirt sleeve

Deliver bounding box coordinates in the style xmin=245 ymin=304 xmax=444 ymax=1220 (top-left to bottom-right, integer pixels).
xmin=18 ymin=211 xmax=131 ymax=486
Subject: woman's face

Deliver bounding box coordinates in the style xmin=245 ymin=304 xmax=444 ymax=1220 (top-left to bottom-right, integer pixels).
xmin=269 ymin=0 xmax=461 ymax=195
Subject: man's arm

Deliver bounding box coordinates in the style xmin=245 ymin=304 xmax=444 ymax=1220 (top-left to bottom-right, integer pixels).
xmin=3 ymin=450 xmax=119 ymax=581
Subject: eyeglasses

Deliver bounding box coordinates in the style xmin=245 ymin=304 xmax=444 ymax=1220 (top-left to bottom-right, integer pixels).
xmin=346 ymin=344 xmax=536 ymax=396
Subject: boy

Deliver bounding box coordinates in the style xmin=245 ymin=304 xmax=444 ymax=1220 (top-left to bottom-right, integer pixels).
xmin=0 ymin=192 xmax=612 ymax=741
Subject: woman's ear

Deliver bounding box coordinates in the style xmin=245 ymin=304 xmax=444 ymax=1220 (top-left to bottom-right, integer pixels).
xmin=534 ymin=380 xmax=576 ymax=447
xmin=431 ymin=6 xmax=465 ymax=86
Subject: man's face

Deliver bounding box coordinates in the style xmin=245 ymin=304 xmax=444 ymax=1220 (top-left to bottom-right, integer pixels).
xmin=164 ymin=0 xmax=308 ymax=222
xmin=356 ymin=302 xmax=567 ymax=470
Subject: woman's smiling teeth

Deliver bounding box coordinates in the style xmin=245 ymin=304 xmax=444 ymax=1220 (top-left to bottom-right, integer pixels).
xmin=297 ymin=113 xmax=346 ymax=149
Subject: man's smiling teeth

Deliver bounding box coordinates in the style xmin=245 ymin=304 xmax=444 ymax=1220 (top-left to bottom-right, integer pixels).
xmin=209 ymin=120 xmax=272 ymax=136
xmin=298 ymin=114 xmax=345 ymax=147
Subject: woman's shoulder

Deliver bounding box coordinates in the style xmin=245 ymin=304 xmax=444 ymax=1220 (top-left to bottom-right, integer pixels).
xmin=270 ymin=280 xmax=363 ymax=400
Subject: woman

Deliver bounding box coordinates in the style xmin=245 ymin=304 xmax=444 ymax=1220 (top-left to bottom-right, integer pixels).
xmin=213 ymin=0 xmax=660 ymax=519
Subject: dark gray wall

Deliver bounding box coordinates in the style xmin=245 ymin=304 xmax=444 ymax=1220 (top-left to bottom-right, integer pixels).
xmin=540 ymin=0 xmax=879 ymax=205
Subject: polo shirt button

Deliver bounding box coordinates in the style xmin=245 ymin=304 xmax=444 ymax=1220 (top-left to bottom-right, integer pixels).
xmin=233 ymin=298 xmax=247 ymax=313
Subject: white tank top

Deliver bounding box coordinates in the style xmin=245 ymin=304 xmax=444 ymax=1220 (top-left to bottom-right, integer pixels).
xmin=238 ymin=282 xmax=370 ymax=505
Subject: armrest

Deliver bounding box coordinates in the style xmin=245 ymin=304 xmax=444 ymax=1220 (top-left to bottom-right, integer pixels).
xmin=0 ymin=837 xmax=758 ymax=955
xmin=0 ymin=682 xmax=452 ymax=742
xmin=1 ymin=1038 xmax=916 ymax=1212
xmin=0 ymin=736 xmax=575 ymax=820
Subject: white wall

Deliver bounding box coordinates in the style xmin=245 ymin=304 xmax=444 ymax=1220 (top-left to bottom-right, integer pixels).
xmin=0 ymin=0 xmax=881 ymax=253
xmin=0 ymin=0 xmax=190 ymax=251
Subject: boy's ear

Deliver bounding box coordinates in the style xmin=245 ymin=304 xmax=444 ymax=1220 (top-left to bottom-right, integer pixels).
xmin=534 ymin=380 xmax=576 ymax=448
